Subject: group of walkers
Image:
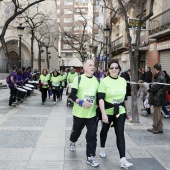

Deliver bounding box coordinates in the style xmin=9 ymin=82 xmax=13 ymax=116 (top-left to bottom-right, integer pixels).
xmin=38 ymin=67 xmax=79 ymax=105
xmin=8 ymin=65 xmax=36 ymax=107
xmin=7 ymin=60 xmax=170 ymax=169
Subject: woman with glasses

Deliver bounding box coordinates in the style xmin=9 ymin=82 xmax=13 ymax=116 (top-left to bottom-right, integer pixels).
xmin=97 ymin=60 xmax=133 ymax=169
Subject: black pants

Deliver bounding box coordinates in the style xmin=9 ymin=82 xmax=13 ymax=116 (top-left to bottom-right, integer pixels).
xmin=60 ymin=87 xmax=64 ymax=99
xmin=9 ymin=87 xmax=17 ymax=106
xmin=52 ymin=89 xmax=60 ymax=102
xmin=41 ymin=88 xmax=48 ymax=103
xmin=70 ymin=116 xmax=97 ymax=157
xmin=100 ymin=114 xmax=126 ymax=158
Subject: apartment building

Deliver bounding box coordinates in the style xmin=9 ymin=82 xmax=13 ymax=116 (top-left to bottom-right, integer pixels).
xmin=148 ymin=0 xmax=170 ymax=74
xmin=57 ymin=0 xmax=99 ymax=71
xmin=107 ymin=0 xmax=149 ymax=72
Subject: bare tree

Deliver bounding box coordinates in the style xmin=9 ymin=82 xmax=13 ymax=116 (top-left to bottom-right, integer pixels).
xmin=22 ymin=8 xmax=50 ymax=68
xmin=0 ymin=0 xmax=45 ymax=71
xmin=61 ymin=7 xmax=92 ymax=62
xmin=102 ymin=0 xmax=155 ymax=122
xmin=34 ymin=20 xmax=59 ymax=71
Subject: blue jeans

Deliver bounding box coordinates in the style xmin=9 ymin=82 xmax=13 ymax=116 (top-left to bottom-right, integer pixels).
xmin=162 ymin=101 xmax=170 ymax=115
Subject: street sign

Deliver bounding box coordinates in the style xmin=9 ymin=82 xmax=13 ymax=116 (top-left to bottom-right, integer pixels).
xmin=128 ymin=18 xmax=147 ymax=30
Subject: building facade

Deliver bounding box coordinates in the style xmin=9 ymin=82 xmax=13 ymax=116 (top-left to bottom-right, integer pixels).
xmin=148 ymin=0 xmax=170 ymax=74
xmin=0 ymin=0 xmax=59 ymax=73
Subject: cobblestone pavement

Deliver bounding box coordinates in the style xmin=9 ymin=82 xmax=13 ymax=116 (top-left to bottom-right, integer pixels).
xmin=0 ymin=88 xmax=169 ymax=170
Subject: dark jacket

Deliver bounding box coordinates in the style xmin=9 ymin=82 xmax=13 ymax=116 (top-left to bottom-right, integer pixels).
xmin=139 ymin=72 xmax=145 ymax=81
xmin=148 ymin=71 xmax=166 ymax=106
xmin=120 ymin=71 xmax=131 ymax=96
xmin=144 ymin=71 xmax=152 ymax=83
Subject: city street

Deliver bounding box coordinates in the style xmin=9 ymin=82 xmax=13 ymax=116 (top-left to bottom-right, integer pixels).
xmin=0 ymin=88 xmax=170 ymax=170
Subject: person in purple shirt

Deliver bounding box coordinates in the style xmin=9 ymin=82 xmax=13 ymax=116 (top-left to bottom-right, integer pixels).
xmin=22 ymin=67 xmax=27 ymax=84
xmin=16 ymin=69 xmax=23 ymax=87
xmin=9 ymin=65 xmax=17 ymax=107
xmin=25 ymin=67 xmax=33 ymax=84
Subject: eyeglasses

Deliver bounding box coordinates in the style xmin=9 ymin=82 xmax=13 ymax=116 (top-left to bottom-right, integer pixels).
xmin=109 ymin=67 xmax=119 ymax=70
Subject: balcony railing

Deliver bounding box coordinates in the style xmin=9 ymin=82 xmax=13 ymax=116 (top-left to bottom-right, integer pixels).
xmin=111 ymin=36 xmax=123 ymax=52
xmin=149 ymin=8 xmax=170 ymax=36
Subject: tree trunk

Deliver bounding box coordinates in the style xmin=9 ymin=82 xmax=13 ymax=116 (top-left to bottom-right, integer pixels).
xmin=129 ymin=50 xmax=139 ymax=123
xmin=38 ymin=45 xmax=41 ymax=72
xmin=31 ymin=29 xmax=34 ymax=69
xmin=0 ymin=36 xmax=11 ymax=72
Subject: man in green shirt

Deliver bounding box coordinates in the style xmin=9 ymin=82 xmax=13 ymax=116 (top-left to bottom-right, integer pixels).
xmin=69 ymin=59 xmax=99 ymax=167
xmin=67 ymin=67 xmax=78 ymax=84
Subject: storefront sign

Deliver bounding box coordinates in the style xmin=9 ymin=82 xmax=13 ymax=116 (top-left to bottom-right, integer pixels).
xmin=157 ymin=40 xmax=170 ymax=50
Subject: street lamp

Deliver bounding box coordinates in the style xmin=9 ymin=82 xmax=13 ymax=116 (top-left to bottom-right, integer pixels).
xmin=17 ymin=24 xmax=25 ymax=63
xmin=48 ymin=51 xmax=51 ymax=69
xmin=89 ymin=44 xmax=93 ymax=58
xmin=103 ymin=25 xmax=111 ymax=69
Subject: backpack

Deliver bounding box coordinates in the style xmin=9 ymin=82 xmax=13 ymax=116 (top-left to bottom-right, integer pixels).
xmin=6 ymin=75 xmax=11 ymax=84
xmin=78 ymin=75 xmax=100 ymax=87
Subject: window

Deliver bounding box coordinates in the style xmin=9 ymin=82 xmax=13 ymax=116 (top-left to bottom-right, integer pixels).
xmin=64 ymin=27 xmax=72 ymax=31
xmin=57 ymin=9 xmax=60 ymax=14
xmin=63 ymin=44 xmax=72 ymax=49
xmin=64 ymin=18 xmax=72 ymax=23
xmin=64 ymin=0 xmax=73 ymax=5
xmin=74 ymin=25 xmax=84 ymax=30
xmin=64 ymin=9 xmax=73 ymax=14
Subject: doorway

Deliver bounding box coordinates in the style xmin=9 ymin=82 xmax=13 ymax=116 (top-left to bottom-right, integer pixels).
xmin=9 ymin=51 xmax=21 ymax=68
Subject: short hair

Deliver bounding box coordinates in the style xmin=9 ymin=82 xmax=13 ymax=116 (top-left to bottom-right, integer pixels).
xmin=154 ymin=63 xmax=161 ymax=71
xmin=108 ymin=60 xmax=121 ymax=71
xmin=12 ymin=65 xmax=17 ymax=70
xmin=138 ymin=80 xmax=144 ymax=83
xmin=17 ymin=69 xmax=23 ymax=76
xmin=82 ymin=59 xmax=94 ymax=66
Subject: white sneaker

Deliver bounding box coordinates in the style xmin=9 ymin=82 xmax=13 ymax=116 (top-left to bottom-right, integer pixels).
xmin=53 ymin=102 xmax=56 ymax=105
xmin=100 ymin=147 xmax=106 ymax=158
xmin=69 ymin=142 xmax=76 ymax=152
xmin=86 ymin=156 xmax=99 ymax=167
xmin=120 ymin=157 xmax=133 ymax=168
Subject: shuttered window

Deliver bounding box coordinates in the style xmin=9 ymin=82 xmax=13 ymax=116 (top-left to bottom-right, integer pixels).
xmin=160 ymin=50 xmax=170 ymax=75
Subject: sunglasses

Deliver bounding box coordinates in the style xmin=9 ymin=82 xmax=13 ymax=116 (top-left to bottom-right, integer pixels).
xmin=109 ymin=67 xmax=119 ymax=70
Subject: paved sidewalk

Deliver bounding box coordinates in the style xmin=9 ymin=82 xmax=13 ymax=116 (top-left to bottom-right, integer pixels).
xmin=0 ymin=89 xmax=170 ymax=170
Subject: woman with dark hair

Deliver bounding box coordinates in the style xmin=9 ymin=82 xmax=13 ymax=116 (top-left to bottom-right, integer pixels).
xmin=16 ymin=69 xmax=23 ymax=87
xmin=50 ymin=70 xmax=61 ymax=104
xmin=59 ymin=70 xmax=66 ymax=100
xmin=97 ymin=60 xmax=133 ymax=168
xmin=39 ymin=69 xmax=50 ymax=105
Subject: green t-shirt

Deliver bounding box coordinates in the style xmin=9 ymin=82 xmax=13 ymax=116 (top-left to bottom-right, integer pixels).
xmin=67 ymin=72 xmax=78 ymax=83
xmin=98 ymin=76 xmax=127 ymax=115
xmin=39 ymin=74 xmax=50 ymax=88
xmin=50 ymin=76 xmax=61 ymax=88
xmin=59 ymin=74 xmax=66 ymax=87
xmin=71 ymin=74 xmax=99 ymax=118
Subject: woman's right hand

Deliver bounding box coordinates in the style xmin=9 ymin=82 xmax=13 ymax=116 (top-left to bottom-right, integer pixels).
xmin=102 ymin=113 xmax=109 ymax=124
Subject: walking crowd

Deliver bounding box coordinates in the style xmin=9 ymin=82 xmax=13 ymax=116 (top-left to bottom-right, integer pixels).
xmin=6 ymin=60 xmax=170 ymax=169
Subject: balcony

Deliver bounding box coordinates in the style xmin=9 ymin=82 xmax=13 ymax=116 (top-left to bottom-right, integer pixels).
xmin=110 ymin=36 xmax=126 ymax=54
xmin=149 ymin=8 xmax=170 ymax=38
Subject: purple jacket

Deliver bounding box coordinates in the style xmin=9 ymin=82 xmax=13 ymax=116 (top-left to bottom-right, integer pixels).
xmin=9 ymin=71 xmax=17 ymax=89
